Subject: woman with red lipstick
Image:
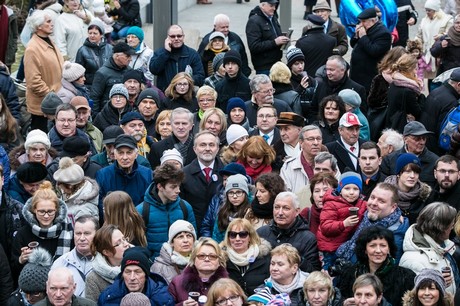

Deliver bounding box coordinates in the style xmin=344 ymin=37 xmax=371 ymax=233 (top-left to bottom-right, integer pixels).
xmin=236 ymin=136 xmax=275 ymax=181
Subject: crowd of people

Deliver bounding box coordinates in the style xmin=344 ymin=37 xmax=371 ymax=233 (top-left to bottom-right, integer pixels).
xmin=1 ymin=0 xmax=460 ymax=305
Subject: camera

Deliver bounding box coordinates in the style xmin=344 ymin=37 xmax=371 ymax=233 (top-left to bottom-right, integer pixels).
xmin=328 ymin=258 xmax=352 ymax=277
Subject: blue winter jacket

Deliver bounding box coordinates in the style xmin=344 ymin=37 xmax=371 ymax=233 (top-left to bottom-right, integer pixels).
xmin=200 ymin=184 xmax=225 ymax=237
xmin=7 ymin=175 xmax=30 ymax=204
xmin=0 ymin=145 xmax=10 ymax=190
xmin=96 ymin=160 xmax=152 ymax=220
xmin=98 ymin=273 xmax=174 ymax=306
xmin=136 ymin=183 xmax=197 ymax=260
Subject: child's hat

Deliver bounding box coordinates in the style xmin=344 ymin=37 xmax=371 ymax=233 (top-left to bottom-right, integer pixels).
xmin=337 ymin=171 xmax=362 ymax=193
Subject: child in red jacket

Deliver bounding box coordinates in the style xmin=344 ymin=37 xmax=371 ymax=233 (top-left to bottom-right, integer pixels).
xmin=316 ymin=172 xmax=367 ymax=270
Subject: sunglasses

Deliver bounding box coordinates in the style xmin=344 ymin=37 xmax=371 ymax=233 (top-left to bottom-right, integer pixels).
xmin=228 ymin=231 xmax=249 ymax=239
xmin=169 ymin=34 xmax=183 ymax=39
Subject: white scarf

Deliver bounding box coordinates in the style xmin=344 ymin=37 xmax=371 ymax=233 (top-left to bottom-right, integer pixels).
xmin=270 ymin=271 xmax=309 ymax=294
xmin=227 ymin=245 xmax=260 ymax=267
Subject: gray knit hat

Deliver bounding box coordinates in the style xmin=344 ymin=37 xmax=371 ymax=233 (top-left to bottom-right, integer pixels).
xmin=110 ymin=84 xmax=129 ymax=100
xmin=338 ymin=89 xmax=361 ymax=109
xmin=212 ymin=52 xmax=226 ymax=73
xmin=18 ymin=248 xmax=52 ymax=293
xmin=121 ymin=292 xmax=151 ymax=306
xmin=41 ymin=92 xmax=63 ymax=115
xmin=414 ymin=269 xmax=446 ymax=296
xmin=225 ymin=174 xmax=249 ymax=195
xmin=53 ymin=157 xmax=85 ymax=185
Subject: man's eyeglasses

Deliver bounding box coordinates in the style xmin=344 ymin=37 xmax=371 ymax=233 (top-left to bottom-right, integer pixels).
xmin=435 ymin=169 xmax=459 ymax=175
xmin=257 ymin=88 xmax=276 ymax=95
xmin=57 ymin=118 xmax=76 ymax=124
xmin=169 ymin=34 xmax=184 ymax=39
xmin=257 ymin=114 xmax=276 ymax=119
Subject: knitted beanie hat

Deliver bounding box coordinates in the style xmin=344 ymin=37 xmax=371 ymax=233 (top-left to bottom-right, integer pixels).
xmin=337 ymin=171 xmax=362 ymax=193
xmin=425 ymin=0 xmax=441 ymax=11
xmin=127 ymin=26 xmax=144 ymax=42
xmin=223 ymin=50 xmax=242 ymax=67
xmin=123 ymin=69 xmax=144 ymax=84
xmin=168 ymin=220 xmax=197 ymax=244
xmin=226 ymin=97 xmax=247 ymax=114
xmin=286 ymin=46 xmax=305 ymax=68
xmin=53 ymin=157 xmax=85 ymax=185
xmin=121 ymin=247 xmax=151 ymax=275
xmin=121 ymin=292 xmax=151 ymax=306
xmin=225 ymin=174 xmax=249 ymax=195
xmin=395 ymin=153 xmax=421 ymax=174
xmin=212 ymin=52 xmax=226 ymax=73
xmin=18 ymin=248 xmax=52 ymax=293
xmin=110 ymin=84 xmax=129 ymax=100
xmin=160 ymin=148 xmax=184 ymax=166
xmin=267 ymin=293 xmax=291 ymax=306
xmin=248 ymin=286 xmax=274 ymax=305
xmin=414 ymin=269 xmax=446 ymax=296
xmin=16 ymin=162 xmax=48 ymax=183
xmin=62 ymin=61 xmax=85 ymax=82
xmin=24 ymin=129 xmax=51 ymax=150
xmin=338 ymin=89 xmax=361 ymax=109
xmin=136 ymin=88 xmax=160 ymax=107
xmin=41 ymin=92 xmax=63 ymax=115
xmin=226 ymin=124 xmax=249 ymax=146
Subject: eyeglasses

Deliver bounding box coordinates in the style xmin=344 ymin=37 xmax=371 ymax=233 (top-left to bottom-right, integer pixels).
xmin=257 ymin=88 xmax=275 ymax=94
xmin=199 ymin=99 xmax=215 ymax=103
xmin=227 ymin=190 xmax=244 ymax=197
xmin=257 ymin=114 xmax=276 ymax=119
xmin=228 ymin=231 xmax=249 ymax=239
xmin=56 ymin=118 xmax=76 ymax=124
xmin=215 ymin=295 xmax=240 ymax=306
xmin=176 ymin=83 xmax=189 ymax=87
xmin=126 ymin=34 xmax=139 ymax=39
xmin=169 ymin=34 xmax=184 ymax=39
xmin=36 ymin=210 xmax=56 ymax=217
xmin=196 ymin=253 xmax=219 ymax=261
xmin=435 ymin=169 xmax=459 ymax=175
xmin=113 ymin=236 xmax=130 ymax=247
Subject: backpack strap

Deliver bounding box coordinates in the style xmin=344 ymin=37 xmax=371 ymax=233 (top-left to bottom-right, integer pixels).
xmin=142 ymin=201 xmax=149 ymax=227
xmin=179 ymin=199 xmax=188 ymax=220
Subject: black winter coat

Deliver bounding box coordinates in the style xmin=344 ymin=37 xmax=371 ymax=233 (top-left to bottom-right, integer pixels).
xmin=393 ymin=0 xmax=418 ymax=47
xmin=350 ymin=22 xmax=392 ymax=92
xmin=430 ymin=37 xmax=460 ymax=75
xmin=257 ymin=216 xmax=321 ymax=272
xmin=245 ymin=6 xmax=283 ymax=71
xmin=0 ymin=67 xmax=21 ymax=121
xmin=419 ymin=83 xmax=460 ymax=155
xmin=93 ymin=101 xmax=133 ymax=132
xmin=75 ymin=38 xmax=113 ymax=87
xmin=296 ymin=28 xmax=336 ymax=76
xmin=426 ymin=181 xmax=460 ymax=211
xmin=107 ymin=0 xmax=141 ymax=27
xmin=147 ymin=134 xmax=196 ymax=169
xmin=315 ymin=120 xmax=340 ymax=144
xmin=385 ymin=83 xmax=423 ymax=133
xmin=215 ymin=72 xmax=251 ymax=112
xmin=90 ymin=58 xmax=132 ymax=114
xmin=162 ymin=96 xmax=199 ymax=113
xmin=245 ymin=99 xmax=292 ymax=127
xmin=0 ymin=244 xmax=13 ymax=304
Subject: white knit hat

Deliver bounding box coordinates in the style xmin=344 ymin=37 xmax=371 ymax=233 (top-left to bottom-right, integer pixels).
xmin=425 ymin=0 xmax=440 ymax=10
xmin=62 ymin=61 xmax=85 ymax=82
xmin=226 ymin=124 xmax=249 ymax=146
xmin=53 ymin=157 xmax=85 ymax=185
xmin=160 ymin=148 xmax=183 ymax=166
xmin=25 ymin=129 xmax=51 ymax=150
xmin=168 ymin=220 xmax=196 ymax=244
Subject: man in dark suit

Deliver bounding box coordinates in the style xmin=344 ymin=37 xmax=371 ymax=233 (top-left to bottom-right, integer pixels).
xmin=358 ymin=141 xmax=387 ymax=199
xmin=326 ymin=112 xmax=366 ymax=173
xmin=148 ymin=107 xmax=196 ymax=169
xmin=180 ymin=130 xmax=224 ymax=232
xmin=249 ymin=105 xmax=281 ymax=146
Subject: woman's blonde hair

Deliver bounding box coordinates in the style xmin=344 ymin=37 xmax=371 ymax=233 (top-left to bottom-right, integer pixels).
xmin=155 ymin=109 xmax=173 ymax=135
xmin=303 ymin=271 xmax=335 ymax=300
xmin=270 ymin=61 xmax=292 ymax=84
xmin=199 ymin=108 xmax=227 ymax=135
xmin=197 ymin=85 xmax=218 ymax=100
xmin=165 ymin=72 xmax=194 ymax=102
xmin=189 ymin=237 xmax=226 ymax=268
xmin=103 ymin=191 xmax=147 ymax=247
xmin=222 ymin=218 xmax=260 ymax=249
xmin=237 ymin=136 xmax=276 ymax=165
xmin=30 ymin=181 xmax=59 ymax=213
xmin=390 ymin=53 xmax=418 ymax=81
xmin=270 ymin=243 xmax=300 ymax=267
xmin=205 ymin=278 xmax=247 ymax=306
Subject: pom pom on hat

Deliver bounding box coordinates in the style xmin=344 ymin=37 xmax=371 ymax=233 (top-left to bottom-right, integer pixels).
xmin=286 ymin=46 xmax=305 ymax=68
xmin=337 ymin=171 xmax=362 ymax=193
xmin=53 ymin=157 xmax=85 ymax=185
xmin=25 ymin=129 xmax=51 ymax=150
xmin=62 ymin=61 xmax=86 ymax=82
xmin=168 ymin=220 xmax=197 ymax=244
xmin=18 ymin=248 xmax=52 ymax=293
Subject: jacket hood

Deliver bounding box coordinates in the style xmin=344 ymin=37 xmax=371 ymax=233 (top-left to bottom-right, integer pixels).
xmin=9 ymin=145 xmax=59 ymax=171
xmin=403 ymin=224 xmax=456 ymax=259
xmin=259 ymin=238 xmax=272 ymax=257
xmin=66 ymin=177 xmax=99 ymax=205
xmin=23 ymin=197 xmax=68 ymax=227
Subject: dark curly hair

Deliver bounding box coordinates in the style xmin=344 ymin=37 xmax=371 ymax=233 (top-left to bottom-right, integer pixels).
xmin=355 ymin=226 xmax=397 ymax=263
xmin=318 ymin=95 xmax=346 ymax=123
xmin=255 ymin=173 xmax=286 ymax=200
xmin=154 ymin=163 xmax=185 ymax=186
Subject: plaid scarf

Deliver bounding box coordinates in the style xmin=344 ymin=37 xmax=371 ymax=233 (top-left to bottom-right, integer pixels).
xmin=22 ymin=199 xmax=73 ymax=258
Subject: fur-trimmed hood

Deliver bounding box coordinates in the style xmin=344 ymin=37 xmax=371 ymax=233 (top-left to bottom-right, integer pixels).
xmin=64 ymin=177 xmax=99 ymax=206
xmin=9 ymin=145 xmax=59 ymax=171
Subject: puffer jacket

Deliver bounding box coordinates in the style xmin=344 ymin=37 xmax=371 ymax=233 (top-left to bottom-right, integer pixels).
xmin=257 ymin=216 xmax=321 ymax=272
xmin=130 ymin=42 xmax=154 ymax=83
xmin=0 ymin=66 xmax=21 ymax=121
xmin=316 ymin=189 xmax=367 ymax=252
xmin=399 ymin=224 xmax=457 ymax=295
xmin=225 ymin=238 xmax=272 ymax=296
xmin=200 ymin=184 xmax=225 ymax=237
xmin=150 ymin=243 xmax=190 ymax=284
xmin=98 ymin=273 xmax=174 ymax=306
xmin=136 ymin=183 xmax=196 ymax=260
xmin=75 ymin=38 xmax=113 ymax=87
xmin=60 ymin=177 xmax=99 ymax=221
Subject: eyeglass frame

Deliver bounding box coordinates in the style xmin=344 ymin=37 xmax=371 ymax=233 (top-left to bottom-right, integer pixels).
xmin=215 ymin=295 xmax=241 ymax=306
xmin=35 ymin=209 xmax=56 ymax=217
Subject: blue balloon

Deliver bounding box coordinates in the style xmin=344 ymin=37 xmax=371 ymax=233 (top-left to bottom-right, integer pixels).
xmin=339 ymin=0 xmax=398 ymax=37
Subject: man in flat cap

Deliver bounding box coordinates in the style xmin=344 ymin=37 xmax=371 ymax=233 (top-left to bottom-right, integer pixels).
xmin=273 ymin=112 xmax=305 ymax=170
xmin=296 ymin=14 xmax=336 ymax=76
xmin=350 ymin=7 xmax=392 ymax=94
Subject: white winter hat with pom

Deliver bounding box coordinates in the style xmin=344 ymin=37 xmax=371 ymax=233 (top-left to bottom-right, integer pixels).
xmin=53 ymin=157 xmax=85 ymax=185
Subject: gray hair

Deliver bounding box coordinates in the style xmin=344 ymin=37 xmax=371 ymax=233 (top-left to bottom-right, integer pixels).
xmin=416 ymin=202 xmax=457 ymax=243
xmin=314 ymin=152 xmax=338 ymax=172
xmin=214 ymin=14 xmax=230 ymax=25
xmin=249 ymin=74 xmax=271 ymax=93
xmin=327 ymin=55 xmax=348 ymax=71
xmin=275 ymin=191 xmax=300 ymax=209
xmin=27 ymin=10 xmax=50 ymax=33
xmin=381 ymin=128 xmax=404 ymax=151
xmin=193 ymin=130 xmax=220 ymax=147
xmin=171 ymin=107 xmax=194 ymax=124
xmin=299 ymin=125 xmax=322 ymax=140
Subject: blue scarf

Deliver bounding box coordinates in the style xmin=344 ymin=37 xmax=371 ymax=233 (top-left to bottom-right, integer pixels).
xmin=336 ymin=207 xmax=402 ymax=260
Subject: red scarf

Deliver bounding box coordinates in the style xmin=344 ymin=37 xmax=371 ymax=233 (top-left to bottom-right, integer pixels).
xmin=0 ymin=5 xmax=9 ymax=64
xmin=237 ymin=160 xmax=272 ymax=180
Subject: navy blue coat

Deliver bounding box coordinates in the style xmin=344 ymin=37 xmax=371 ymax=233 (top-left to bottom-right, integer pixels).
xmin=0 ymin=67 xmax=21 ymax=121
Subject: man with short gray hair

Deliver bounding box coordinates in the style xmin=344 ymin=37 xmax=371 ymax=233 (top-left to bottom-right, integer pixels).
xmin=257 ymin=191 xmax=321 ymax=272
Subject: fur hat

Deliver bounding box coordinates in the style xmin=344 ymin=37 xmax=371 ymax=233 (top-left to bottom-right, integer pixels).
xmin=110 ymin=84 xmax=129 ymax=100
xmin=121 ymin=247 xmax=151 ymax=275
xmin=41 ymin=92 xmax=63 ymax=115
xmin=53 ymin=157 xmax=85 ymax=185
xmin=168 ymin=220 xmax=197 ymax=244
xmin=62 ymin=61 xmax=85 ymax=82
xmin=18 ymin=248 xmax=52 ymax=293
xmin=225 ymin=174 xmax=249 ymax=195
xmin=414 ymin=269 xmax=446 ymax=296
xmin=25 ymin=129 xmax=51 ymax=150
xmin=16 ymin=162 xmax=48 ymax=183
xmin=121 ymin=292 xmax=151 ymax=306
xmin=286 ymin=46 xmax=305 ymax=68
xmin=127 ymin=26 xmax=144 ymax=42
xmin=226 ymin=124 xmax=249 ymax=146
xmin=395 ymin=153 xmax=421 ymax=174
xmin=337 ymin=171 xmax=362 ymax=193
xmin=160 ymin=148 xmax=183 ymax=166
xmin=223 ymin=50 xmax=242 ymax=67
xmin=425 ymin=0 xmax=440 ymax=11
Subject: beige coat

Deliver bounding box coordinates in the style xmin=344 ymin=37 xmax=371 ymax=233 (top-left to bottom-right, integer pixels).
xmin=24 ymin=33 xmax=64 ymax=116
